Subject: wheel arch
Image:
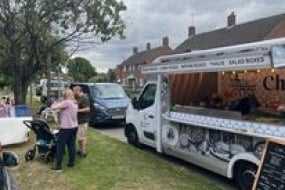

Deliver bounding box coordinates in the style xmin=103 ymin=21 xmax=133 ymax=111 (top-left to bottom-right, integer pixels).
xmin=227 ymin=153 xmax=260 ymax=179
xmin=124 ymin=123 xmax=140 ymax=139
xmin=124 ymin=123 xmax=134 ymax=135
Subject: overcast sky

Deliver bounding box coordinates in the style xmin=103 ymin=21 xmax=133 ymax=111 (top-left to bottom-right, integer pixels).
xmin=73 ymin=0 xmax=285 ymax=73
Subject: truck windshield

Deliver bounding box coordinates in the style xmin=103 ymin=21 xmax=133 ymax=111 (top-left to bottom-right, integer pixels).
xmin=93 ymin=84 xmax=127 ymax=99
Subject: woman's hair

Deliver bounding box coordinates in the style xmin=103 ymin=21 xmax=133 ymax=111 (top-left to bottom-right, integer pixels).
xmin=63 ymin=89 xmax=75 ymax=101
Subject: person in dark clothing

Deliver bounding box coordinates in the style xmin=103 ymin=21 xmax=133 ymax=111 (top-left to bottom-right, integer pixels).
xmin=47 ymin=93 xmax=56 ymax=107
xmin=38 ymin=93 xmax=56 ymax=115
xmin=206 ymin=93 xmax=223 ymax=109
xmin=236 ymin=92 xmax=260 ymax=119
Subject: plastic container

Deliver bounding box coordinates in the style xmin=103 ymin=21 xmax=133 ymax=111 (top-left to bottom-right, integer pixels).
xmin=15 ymin=105 xmax=29 ymax=117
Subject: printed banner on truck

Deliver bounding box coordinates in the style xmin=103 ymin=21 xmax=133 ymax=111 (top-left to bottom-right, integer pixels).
xmin=142 ymin=54 xmax=271 ymax=74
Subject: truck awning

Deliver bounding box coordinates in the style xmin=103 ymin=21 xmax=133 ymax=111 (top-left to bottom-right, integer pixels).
xmin=141 ymin=37 xmax=285 ymax=75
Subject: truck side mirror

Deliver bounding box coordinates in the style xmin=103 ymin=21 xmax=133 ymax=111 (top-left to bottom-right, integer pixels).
xmin=2 ymin=151 xmax=18 ymax=167
xmin=132 ymin=97 xmax=139 ymax=109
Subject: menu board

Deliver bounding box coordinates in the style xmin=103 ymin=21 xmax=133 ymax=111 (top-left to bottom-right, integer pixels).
xmin=252 ymin=138 xmax=285 ymax=190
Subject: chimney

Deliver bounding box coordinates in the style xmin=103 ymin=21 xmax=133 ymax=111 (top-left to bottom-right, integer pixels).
xmin=162 ymin=36 xmax=169 ymax=47
xmin=133 ymin=47 xmax=138 ymax=54
xmin=146 ymin=43 xmax=151 ymax=50
xmin=227 ymin=11 xmax=236 ymax=27
xmin=188 ymin=26 xmax=196 ymax=38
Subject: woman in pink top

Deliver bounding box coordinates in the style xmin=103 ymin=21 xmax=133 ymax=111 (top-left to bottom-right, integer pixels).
xmin=51 ymin=89 xmax=78 ymax=171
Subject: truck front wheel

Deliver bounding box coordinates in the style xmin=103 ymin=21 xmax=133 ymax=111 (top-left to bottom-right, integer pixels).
xmin=234 ymin=162 xmax=257 ymax=190
xmin=125 ymin=125 xmax=141 ymax=147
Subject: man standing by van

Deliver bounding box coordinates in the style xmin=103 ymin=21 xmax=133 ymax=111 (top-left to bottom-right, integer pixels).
xmin=73 ymin=86 xmax=90 ymax=158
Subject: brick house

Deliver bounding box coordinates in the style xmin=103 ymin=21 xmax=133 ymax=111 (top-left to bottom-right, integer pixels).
xmin=171 ymin=12 xmax=285 ymax=105
xmin=116 ymin=37 xmax=172 ymax=90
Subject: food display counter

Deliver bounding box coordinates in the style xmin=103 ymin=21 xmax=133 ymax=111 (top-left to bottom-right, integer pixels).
xmin=163 ymin=111 xmax=285 ymax=139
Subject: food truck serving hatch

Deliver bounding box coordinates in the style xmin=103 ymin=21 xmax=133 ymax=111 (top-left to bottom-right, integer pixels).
xmin=141 ymin=37 xmax=285 ymax=74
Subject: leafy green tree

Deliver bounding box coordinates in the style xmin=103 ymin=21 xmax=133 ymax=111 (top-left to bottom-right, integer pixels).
xmin=67 ymin=57 xmax=96 ymax=82
xmin=0 ymin=35 xmax=67 ymax=89
xmin=0 ymin=0 xmax=126 ymax=104
xmin=0 ymin=74 xmax=12 ymax=89
xmin=107 ymin=69 xmax=117 ymax=82
xmin=88 ymin=75 xmax=108 ymax=83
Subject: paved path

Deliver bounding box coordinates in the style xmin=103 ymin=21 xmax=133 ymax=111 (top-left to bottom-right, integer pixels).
xmin=94 ymin=126 xmax=237 ymax=190
xmin=94 ymin=126 xmax=127 ymax=142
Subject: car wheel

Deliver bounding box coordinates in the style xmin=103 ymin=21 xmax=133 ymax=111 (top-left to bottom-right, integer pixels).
xmin=126 ymin=125 xmax=141 ymax=147
xmin=44 ymin=151 xmax=54 ymax=163
xmin=89 ymin=121 xmax=99 ymax=128
xmin=25 ymin=149 xmax=35 ymax=161
xmin=235 ymin=162 xmax=257 ymax=190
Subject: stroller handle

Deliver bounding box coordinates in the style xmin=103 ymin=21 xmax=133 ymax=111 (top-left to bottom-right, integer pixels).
xmin=23 ymin=120 xmax=33 ymax=129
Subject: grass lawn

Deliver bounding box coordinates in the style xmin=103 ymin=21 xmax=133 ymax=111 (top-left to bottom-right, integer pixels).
xmin=8 ymin=130 xmax=220 ymax=190
xmin=26 ymin=94 xmax=43 ymax=116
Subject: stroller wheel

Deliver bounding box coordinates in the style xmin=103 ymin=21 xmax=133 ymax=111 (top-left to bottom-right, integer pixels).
xmin=44 ymin=151 xmax=54 ymax=163
xmin=25 ymin=150 xmax=35 ymax=161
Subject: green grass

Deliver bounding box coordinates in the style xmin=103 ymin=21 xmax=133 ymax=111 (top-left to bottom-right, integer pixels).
xmin=26 ymin=93 xmax=43 ymax=116
xmin=10 ymin=130 xmax=220 ymax=190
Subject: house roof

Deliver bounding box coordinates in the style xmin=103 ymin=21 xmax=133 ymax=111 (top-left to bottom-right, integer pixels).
xmin=121 ymin=46 xmax=172 ymax=66
xmin=174 ymin=13 xmax=285 ymax=54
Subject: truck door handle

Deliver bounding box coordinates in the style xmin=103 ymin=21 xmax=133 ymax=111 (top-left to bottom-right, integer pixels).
xmin=148 ymin=115 xmax=154 ymax=119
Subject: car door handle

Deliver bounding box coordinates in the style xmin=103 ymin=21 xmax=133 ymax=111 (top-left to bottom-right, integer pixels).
xmin=148 ymin=115 xmax=154 ymax=119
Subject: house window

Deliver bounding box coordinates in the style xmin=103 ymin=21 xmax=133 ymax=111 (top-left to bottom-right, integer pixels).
xmin=123 ymin=66 xmax=127 ymax=72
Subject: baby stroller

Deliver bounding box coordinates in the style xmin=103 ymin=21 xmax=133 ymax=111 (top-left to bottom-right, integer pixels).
xmin=24 ymin=119 xmax=57 ymax=163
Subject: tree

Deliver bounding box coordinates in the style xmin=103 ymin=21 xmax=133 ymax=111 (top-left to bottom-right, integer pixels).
xmin=67 ymin=57 xmax=96 ymax=82
xmin=0 ymin=0 xmax=126 ymax=104
xmin=88 ymin=74 xmax=108 ymax=83
xmin=0 ymin=33 xmax=67 ymax=89
xmin=0 ymin=74 xmax=11 ymax=89
xmin=107 ymin=69 xmax=116 ymax=82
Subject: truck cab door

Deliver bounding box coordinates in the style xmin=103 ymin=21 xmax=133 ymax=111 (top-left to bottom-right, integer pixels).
xmin=136 ymin=83 xmax=157 ymax=147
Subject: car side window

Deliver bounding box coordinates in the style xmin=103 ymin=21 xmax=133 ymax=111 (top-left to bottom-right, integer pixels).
xmin=79 ymin=85 xmax=89 ymax=94
xmin=138 ymin=84 xmax=157 ymax=110
xmin=91 ymin=86 xmax=99 ymax=97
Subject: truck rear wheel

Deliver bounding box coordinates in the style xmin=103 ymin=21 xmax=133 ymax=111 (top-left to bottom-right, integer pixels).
xmin=234 ymin=162 xmax=257 ymax=190
xmin=125 ymin=125 xmax=141 ymax=147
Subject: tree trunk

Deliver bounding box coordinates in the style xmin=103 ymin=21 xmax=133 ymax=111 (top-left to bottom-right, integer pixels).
xmin=46 ymin=47 xmax=52 ymax=98
xmin=10 ymin=43 xmax=27 ymax=105
xmin=12 ymin=70 xmax=31 ymax=105
xmin=13 ymin=75 xmax=24 ymax=105
xmin=3 ymin=0 xmax=27 ymax=105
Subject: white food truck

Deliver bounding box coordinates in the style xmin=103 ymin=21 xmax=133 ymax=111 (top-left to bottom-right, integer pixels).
xmin=124 ymin=37 xmax=285 ymax=190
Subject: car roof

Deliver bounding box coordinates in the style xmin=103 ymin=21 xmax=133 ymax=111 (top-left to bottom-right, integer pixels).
xmin=71 ymin=82 xmax=95 ymax=86
xmin=70 ymin=82 xmax=119 ymax=87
